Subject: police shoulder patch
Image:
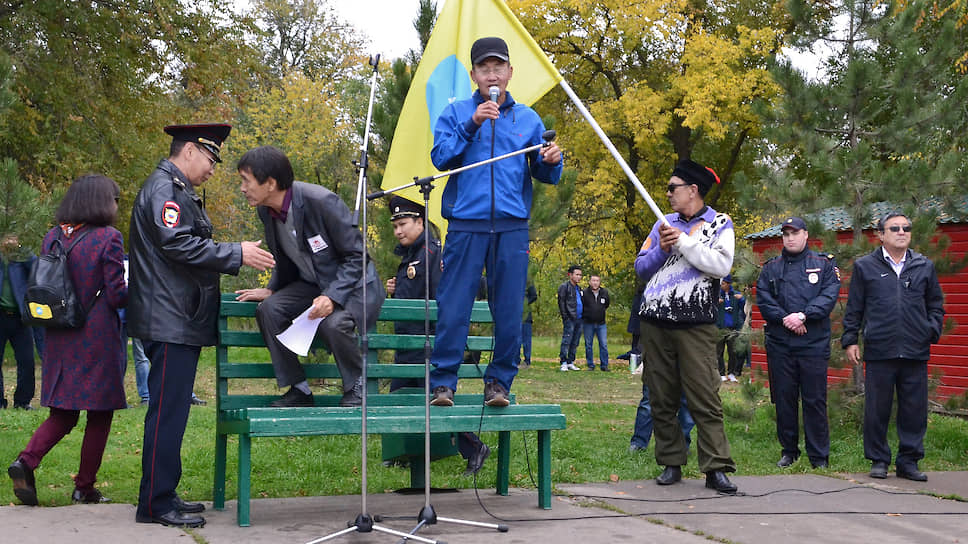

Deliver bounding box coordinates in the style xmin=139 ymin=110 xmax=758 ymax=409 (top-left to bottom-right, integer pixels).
xmin=162 ymin=201 xmax=181 ymax=228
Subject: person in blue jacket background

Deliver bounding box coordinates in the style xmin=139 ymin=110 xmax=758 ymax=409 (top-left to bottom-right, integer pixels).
xmin=0 ymin=233 xmax=43 ymax=410
xmin=428 ymin=36 xmax=563 ymax=407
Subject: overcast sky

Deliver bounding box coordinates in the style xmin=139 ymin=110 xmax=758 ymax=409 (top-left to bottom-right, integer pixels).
xmin=335 ymin=0 xmax=429 ymax=61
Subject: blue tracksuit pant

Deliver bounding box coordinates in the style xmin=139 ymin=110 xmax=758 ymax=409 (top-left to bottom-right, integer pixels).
xmin=430 ymin=229 xmax=528 ymax=393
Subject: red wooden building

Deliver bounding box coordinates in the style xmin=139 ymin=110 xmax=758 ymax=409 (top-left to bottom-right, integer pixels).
xmin=746 ymin=203 xmax=968 ymax=401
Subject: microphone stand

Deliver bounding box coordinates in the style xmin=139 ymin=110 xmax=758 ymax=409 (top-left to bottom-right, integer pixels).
xmin=308 ymin=54 xmax=437 ymax=544
xmin=366 ymin=129 xmax=556 ymax=542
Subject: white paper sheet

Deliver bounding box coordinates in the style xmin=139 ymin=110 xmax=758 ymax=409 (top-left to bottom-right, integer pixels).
xmin=276 ymin=306 xmax=324 ymax=356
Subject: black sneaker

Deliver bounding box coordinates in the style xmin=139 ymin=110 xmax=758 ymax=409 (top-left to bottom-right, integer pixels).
xmin=430 ymin=386 xmax=454 ymax=406
xmin=270 ymin=387 xmax=314 ymax=407
xmin=483 ymin=382 xmax=509 ymax=407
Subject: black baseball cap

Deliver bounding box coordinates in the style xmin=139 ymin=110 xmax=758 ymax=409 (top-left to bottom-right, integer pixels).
xmin=781 ymin=217 xmax=807 ymax=232
xmin=471 ymin=37 xmax=509 ymax=65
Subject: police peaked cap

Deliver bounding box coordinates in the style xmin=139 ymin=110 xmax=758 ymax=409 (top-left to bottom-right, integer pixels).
xmin=164 ymin=123 xmax=232 ymax=162
xmin=672 ymin=159 xmax=720 ymax=196
xmin=389 ymin=196 xmax=424 ymax=221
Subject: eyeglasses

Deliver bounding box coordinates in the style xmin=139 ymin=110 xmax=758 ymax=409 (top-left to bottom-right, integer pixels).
xmin=196 ymin=144 xmax=217 ymax=167
xmin=474 ymin=65 xmax=508 ymax=76
xmin=886 ymin=225 xmax=912 ymax=233
xmin=667 ymin=183 xmax=690 ymax=193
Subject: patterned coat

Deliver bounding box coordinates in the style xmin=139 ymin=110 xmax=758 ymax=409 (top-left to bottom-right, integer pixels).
xmin=40 ymin=225 xmax=128 ymax=410
xmin=635 ymin=206 xmax=735 ymax=325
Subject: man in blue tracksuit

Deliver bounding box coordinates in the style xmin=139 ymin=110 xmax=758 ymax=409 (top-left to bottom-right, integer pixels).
xmin=428 ymin=36 xmax=563 ymax=407
xmin=757 ymin=217 xmax=840 ymax=469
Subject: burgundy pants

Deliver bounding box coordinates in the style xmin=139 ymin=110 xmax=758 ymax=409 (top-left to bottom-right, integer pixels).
xmin=19 ymin=407 xmax=114 ymax=492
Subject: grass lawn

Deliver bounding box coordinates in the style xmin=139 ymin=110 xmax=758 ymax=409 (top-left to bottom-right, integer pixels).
xmin=2 ymin=334 xmax=968 ymax=507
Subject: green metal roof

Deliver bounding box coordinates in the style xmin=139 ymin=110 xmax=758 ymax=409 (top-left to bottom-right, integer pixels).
xmin=745 ymin=198 xmax=968 ymax=240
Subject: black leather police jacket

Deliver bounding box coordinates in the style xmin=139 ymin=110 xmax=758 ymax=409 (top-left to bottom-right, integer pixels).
xmin=127 ymin=159 xmax=242 ymax=346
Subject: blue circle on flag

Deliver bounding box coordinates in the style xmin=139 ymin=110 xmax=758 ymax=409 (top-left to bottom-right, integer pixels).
xmin=426 ymin=55 xmax=472 ymax=132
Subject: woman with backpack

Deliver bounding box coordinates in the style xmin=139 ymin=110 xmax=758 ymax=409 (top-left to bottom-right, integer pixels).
xmin=8 ymin=174 xmax=128 ymax=505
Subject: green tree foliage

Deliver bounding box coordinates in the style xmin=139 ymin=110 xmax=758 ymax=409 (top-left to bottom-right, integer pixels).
xmin=251 ymin=0 xmax=365 ymax=82
xmin=0 ymin=52 xmax=50 ymax=249
xmin=0 ymin=157 xmax=50 ymax=252
xmin=508 ymin=0 xmax=783 ymax=311
xmin=0 ymin=1 xmax=266 ymax=243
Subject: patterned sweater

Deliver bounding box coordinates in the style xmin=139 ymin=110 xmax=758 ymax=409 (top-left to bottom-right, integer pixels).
xmin=634 ymin=206 xmax=734 ymax=325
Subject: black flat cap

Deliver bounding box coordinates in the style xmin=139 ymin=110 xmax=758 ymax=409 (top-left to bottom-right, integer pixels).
xmin=672 ymin=159 xmax=720 ymax=196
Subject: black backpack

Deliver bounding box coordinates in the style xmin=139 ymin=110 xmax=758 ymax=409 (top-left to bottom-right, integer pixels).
xmin=22 ymin=229 xmax=100 ymax=329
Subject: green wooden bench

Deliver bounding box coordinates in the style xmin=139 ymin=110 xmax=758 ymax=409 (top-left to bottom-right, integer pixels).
xmin=213 ymin=293 xmax=566 ymax=526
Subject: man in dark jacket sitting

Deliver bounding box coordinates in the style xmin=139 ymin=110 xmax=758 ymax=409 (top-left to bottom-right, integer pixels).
xmin=842 ymin=212 xmax=945 ymax=481
xmin=234 ymin=145 xmax=384 ymax=408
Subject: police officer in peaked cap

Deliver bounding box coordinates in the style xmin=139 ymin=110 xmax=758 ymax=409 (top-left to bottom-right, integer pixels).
xmin=129 ymin=123 xmax=275 ymax=528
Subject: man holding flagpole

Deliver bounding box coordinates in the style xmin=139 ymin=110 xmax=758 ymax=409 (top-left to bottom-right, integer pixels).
xmin=427 ymin=36 xmax=562 ymax=407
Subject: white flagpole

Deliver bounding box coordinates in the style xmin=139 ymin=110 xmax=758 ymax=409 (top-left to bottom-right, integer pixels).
xmin=557 ymin=79 xmax=671 ymax=227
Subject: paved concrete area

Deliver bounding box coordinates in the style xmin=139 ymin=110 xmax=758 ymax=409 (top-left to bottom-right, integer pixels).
xmin=2 ymin=472 xmax=967 ymax=543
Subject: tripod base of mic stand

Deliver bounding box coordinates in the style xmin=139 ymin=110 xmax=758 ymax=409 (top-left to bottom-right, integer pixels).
xmin=307 ymin=513 xmax=443 ymax=544
xmin=410 ymin=503 xmax=509 ymax=533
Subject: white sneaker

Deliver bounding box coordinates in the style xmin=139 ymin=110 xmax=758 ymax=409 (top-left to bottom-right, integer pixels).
xmin=721 ymin=375 xmax=727 ymax=382
xmin=567 ymin=362 xmax=580 ymax=371
xmin=560 ymin=363 xmax=569 ymax=372
xmin=728 ymin=374 xmax=738 ymax=382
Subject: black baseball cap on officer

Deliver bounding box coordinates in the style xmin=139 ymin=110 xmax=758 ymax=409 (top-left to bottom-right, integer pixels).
xmin=671 ymin=159 xmax=720 ymax=197
xmin=781 ymin=216 xmax=807 ymax=232
xmin=164 ymin=123 xmax=232 ymax=163
xmin=471 ymin=37 xmax=509 ymax=65
xmin=389 ymin=196 xmax=424 ymax=221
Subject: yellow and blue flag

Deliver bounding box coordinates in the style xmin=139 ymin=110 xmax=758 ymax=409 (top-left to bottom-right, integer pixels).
xmin=380 ymin=0 xmax=561 ymax=237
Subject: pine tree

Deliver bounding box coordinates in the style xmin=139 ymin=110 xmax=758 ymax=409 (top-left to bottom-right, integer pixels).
xmin=0 ymin=53 xmax=50 ymax=253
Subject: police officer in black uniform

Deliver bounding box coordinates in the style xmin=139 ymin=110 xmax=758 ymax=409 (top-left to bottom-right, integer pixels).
xmin=385 ymin=195 xmax=442 ymax=387
xmin=384 ymin=196 xmax=490 ymax=476
xmin=129 ymin=124 xmax=275 ymax=527
xmin=756 ymin=217 xmax=840 ymax=469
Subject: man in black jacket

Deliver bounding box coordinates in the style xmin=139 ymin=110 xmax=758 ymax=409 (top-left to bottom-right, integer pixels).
xmin=557 ymin=265 xmax=582 ymax=371
xmin=842 ymin=212 xmax=945 ymax=481
xmin=757 ymin=217 xmax=840 ymax=469
xmin=581 ymin=274 xmax=610 ymax=371
xmin=234 ymin=146 xmax=384 ymax=409
xmin=130 ymin=124 xmax=275 ymax=528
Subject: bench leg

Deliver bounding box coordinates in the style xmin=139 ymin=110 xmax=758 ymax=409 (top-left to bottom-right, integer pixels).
xmin=496 ymin=431 xmax=510 ymax=496
xmin=214 ymin=432 xmax=227 ymax=511
xmin=237 ymin=433 xmax=252 ymax=527
xmin=537 ymin=430 xmax=552 ymax=509
xmin=408 ymin=455 xmax=427 ymax=489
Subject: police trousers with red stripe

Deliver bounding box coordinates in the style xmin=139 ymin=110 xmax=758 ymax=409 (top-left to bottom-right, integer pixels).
xmin=137 ymin=341 xmax=200 ymax=518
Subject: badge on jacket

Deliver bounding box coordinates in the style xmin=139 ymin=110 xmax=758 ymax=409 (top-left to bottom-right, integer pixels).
xmin=307 ymin=234 xmax=328 ymax=253
xmin=407 ymin=261 xmax=418 ymax=280
xmin=162 ymin=201 xmax=180 ymax=228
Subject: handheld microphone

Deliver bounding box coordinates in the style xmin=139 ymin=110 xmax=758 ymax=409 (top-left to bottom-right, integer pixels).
xmin=489 ymin=86 xmax=499 ymax=103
